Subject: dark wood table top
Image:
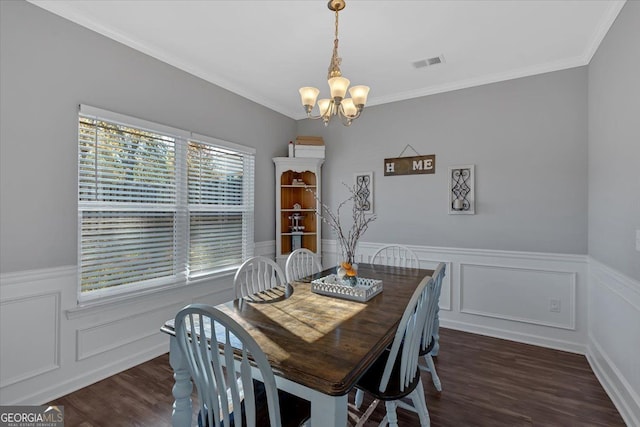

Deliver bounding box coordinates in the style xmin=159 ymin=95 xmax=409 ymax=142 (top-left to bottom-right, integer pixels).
xmin=228 ymin=263 xmax=433 ymax=396
xmin=163 ymin=263 xmax=433 ymax=396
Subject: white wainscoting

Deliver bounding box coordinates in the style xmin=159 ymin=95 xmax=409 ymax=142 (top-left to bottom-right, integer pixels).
xmin=459 ymin=263 xmax=576 ymax=330
xmin=0 ymin=263 xmax=238 ymax=405
xmin=0 ymin=291 xmax=60 ymax=388
xmin=587 ymin=258 xmax=640 ymax=427
xmin=323 ymin=239 xmax=588 ymax=353
xmin=2 ymin=241 xmax=637 ymax=426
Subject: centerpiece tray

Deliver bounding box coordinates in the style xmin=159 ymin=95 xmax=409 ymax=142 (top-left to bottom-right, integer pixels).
xmin=311 ymin=274 xmax=383 ymax=302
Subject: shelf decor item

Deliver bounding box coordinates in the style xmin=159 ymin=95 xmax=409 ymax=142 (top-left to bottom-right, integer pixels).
xmin=310 ymin=183 xmax=377 ymax=281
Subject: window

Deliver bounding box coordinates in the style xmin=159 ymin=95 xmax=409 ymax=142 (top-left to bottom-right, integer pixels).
xmin=78 ymin=105 xmax=254 ymax=301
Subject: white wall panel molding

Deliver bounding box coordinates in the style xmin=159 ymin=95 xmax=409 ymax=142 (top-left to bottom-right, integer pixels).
xmin=459 ymin=263 xmax=577 ymax=330
xmin=0 ymin=261 xmax=236 ymax=404
xmin=587 ymin=258 xmax=640 ymax=427
xmin=76 ymin=301 xmax=186 ymax=361
xmin=12 ymin=342 xmax=168 ymax=406
xmin=0 ymin=291 xmax=61 ymax=388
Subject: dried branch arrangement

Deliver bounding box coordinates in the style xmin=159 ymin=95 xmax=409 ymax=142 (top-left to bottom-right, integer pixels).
xmin=308 ymin=183 xmax=377 ymax=265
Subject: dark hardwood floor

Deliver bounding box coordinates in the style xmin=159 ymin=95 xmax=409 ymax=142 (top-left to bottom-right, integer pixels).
xmin=48 ymin=328 xmax=625 ymax=426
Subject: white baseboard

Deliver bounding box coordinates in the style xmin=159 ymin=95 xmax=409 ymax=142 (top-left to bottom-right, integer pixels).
xmin=440 ymin=319 xmax=585 ymax=354
xmin=588 ymin=336 xmax=640 ymax=427
xmin=587 ymin=258 xmax=640 ymax=427
xmin=10 ymin=342 xmax=168 ymax=406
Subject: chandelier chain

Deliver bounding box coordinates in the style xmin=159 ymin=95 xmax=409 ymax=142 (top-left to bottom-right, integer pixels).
xmin=328 ymin=9 xmax=342 ymax=80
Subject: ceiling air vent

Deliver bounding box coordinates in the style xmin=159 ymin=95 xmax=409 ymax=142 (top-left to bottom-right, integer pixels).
xmin=412 ymin=55 xmax=446 ymax=69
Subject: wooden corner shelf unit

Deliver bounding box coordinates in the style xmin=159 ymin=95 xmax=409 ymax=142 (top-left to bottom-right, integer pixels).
xmin=273 ymin=157 xmax=324 ymax=269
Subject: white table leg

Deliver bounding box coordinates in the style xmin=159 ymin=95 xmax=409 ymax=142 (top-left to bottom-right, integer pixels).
xmin=310 ymin=393 xmax=348 ymax=427
xmin=169 ymin=336 xmax=193 ymax=427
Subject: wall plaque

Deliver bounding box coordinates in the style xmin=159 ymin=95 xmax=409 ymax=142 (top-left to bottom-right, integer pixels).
xmin=384 ymin=154 xmax=436 ymax=176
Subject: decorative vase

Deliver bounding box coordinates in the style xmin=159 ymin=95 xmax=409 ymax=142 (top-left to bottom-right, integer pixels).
xmin=337 ymin=261 xmax=358 ymax=286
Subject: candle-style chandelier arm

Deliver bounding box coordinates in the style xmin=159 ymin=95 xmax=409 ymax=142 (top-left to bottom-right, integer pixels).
xmin=300 ymin=96 xmax=365 ymax=127
xmin=298 ymin=0 xmax=369 ymax=127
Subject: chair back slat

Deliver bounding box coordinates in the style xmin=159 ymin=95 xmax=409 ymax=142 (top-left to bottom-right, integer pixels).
xmin=421 ymin=263 xmax=446 ymax=352
xmin=372 ymin=244 xmax=420 ymax=268
xmin=234 ymin=256 xmax=287 ymax=298
xmin=175 ymin=304 xmax=283 ymax=427
xmin=285 ymin=248 xmax=323 ymax=283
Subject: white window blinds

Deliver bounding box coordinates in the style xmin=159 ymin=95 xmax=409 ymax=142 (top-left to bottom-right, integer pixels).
xmin=78 ymin=105 xmax=255 ymax=301
xmin=187 ymin=140 xmax=255 ymax=276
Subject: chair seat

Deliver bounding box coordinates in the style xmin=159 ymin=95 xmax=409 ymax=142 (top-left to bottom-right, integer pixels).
xmin=198 ymin=379 xmax=310 ymax=427
xmin=356 ymin=347 xmax=422 ymax=401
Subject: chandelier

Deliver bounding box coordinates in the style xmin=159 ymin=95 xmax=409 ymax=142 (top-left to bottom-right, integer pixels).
xmin=298 ymin=0 xmax=370 ymax=127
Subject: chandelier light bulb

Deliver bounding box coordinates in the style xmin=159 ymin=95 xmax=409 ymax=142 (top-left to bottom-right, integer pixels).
xmin=341 ymin=98 xmax=357 ymax=117
xmin=328 ymin=76 xmax=350 ymax=100
xmin=299 ymin=87 xmax=320 ymax=108
xmin=318 ymin=99 xmax=332 ymax=117
xmin=349 ymin=85 xmax=370 ymax=107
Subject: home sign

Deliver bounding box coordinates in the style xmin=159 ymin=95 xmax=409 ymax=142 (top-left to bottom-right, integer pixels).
xmin=384 ymin=154 xmax=436 ymax=176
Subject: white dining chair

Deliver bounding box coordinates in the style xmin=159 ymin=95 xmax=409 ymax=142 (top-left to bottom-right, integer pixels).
xmin=371 ymin=244 xmax=420 ymax=268
xmin=418 ymin=263 xmax=446 ymax=391
xmin=353 ymin=272 xmax=437 ymax=427
xmin=285 ymin=248 xmax=322 ymax=283
xmin=234 ymin=256 xmax=288 ymax=299
xmin=355 ymin=260 xmax=446 ymax=413
xmin=175 ymin=303 xmax=309 ymax=427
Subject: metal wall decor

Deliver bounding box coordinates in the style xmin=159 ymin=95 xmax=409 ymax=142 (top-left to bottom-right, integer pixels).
xmin=448 ymin=165 xmax=475 ymax=214
xmin=354 ymin=171 xmax=374 ymax=214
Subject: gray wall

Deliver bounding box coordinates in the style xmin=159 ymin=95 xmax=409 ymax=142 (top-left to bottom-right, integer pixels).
xmin=297 ymin=68 xmax=588 ymax=254
xmin=0 ymin=1 xmax=295 ymax=273
xmin=588 ymin=1 xmax=640 ymax=282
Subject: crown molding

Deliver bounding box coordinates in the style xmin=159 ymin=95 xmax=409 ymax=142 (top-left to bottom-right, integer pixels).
xmin=582 ymin=0 xmax=627 ymax=64
xmin=27 ymin=1 xmax=298 ymax=119
xmin=29 ymin=0 xmax=626 ymax=122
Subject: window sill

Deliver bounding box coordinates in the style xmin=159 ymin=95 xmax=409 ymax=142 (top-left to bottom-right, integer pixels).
xmin=65 ymin=268 xmax=236 ymax=320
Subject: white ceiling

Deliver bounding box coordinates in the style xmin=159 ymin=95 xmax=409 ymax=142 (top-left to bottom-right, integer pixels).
xmin=29 ymin=0 xmax=625 ymax=120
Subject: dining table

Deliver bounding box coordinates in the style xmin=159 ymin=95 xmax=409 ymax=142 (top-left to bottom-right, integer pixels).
xmin=161 ymin=262 xmax=434 ymax=427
